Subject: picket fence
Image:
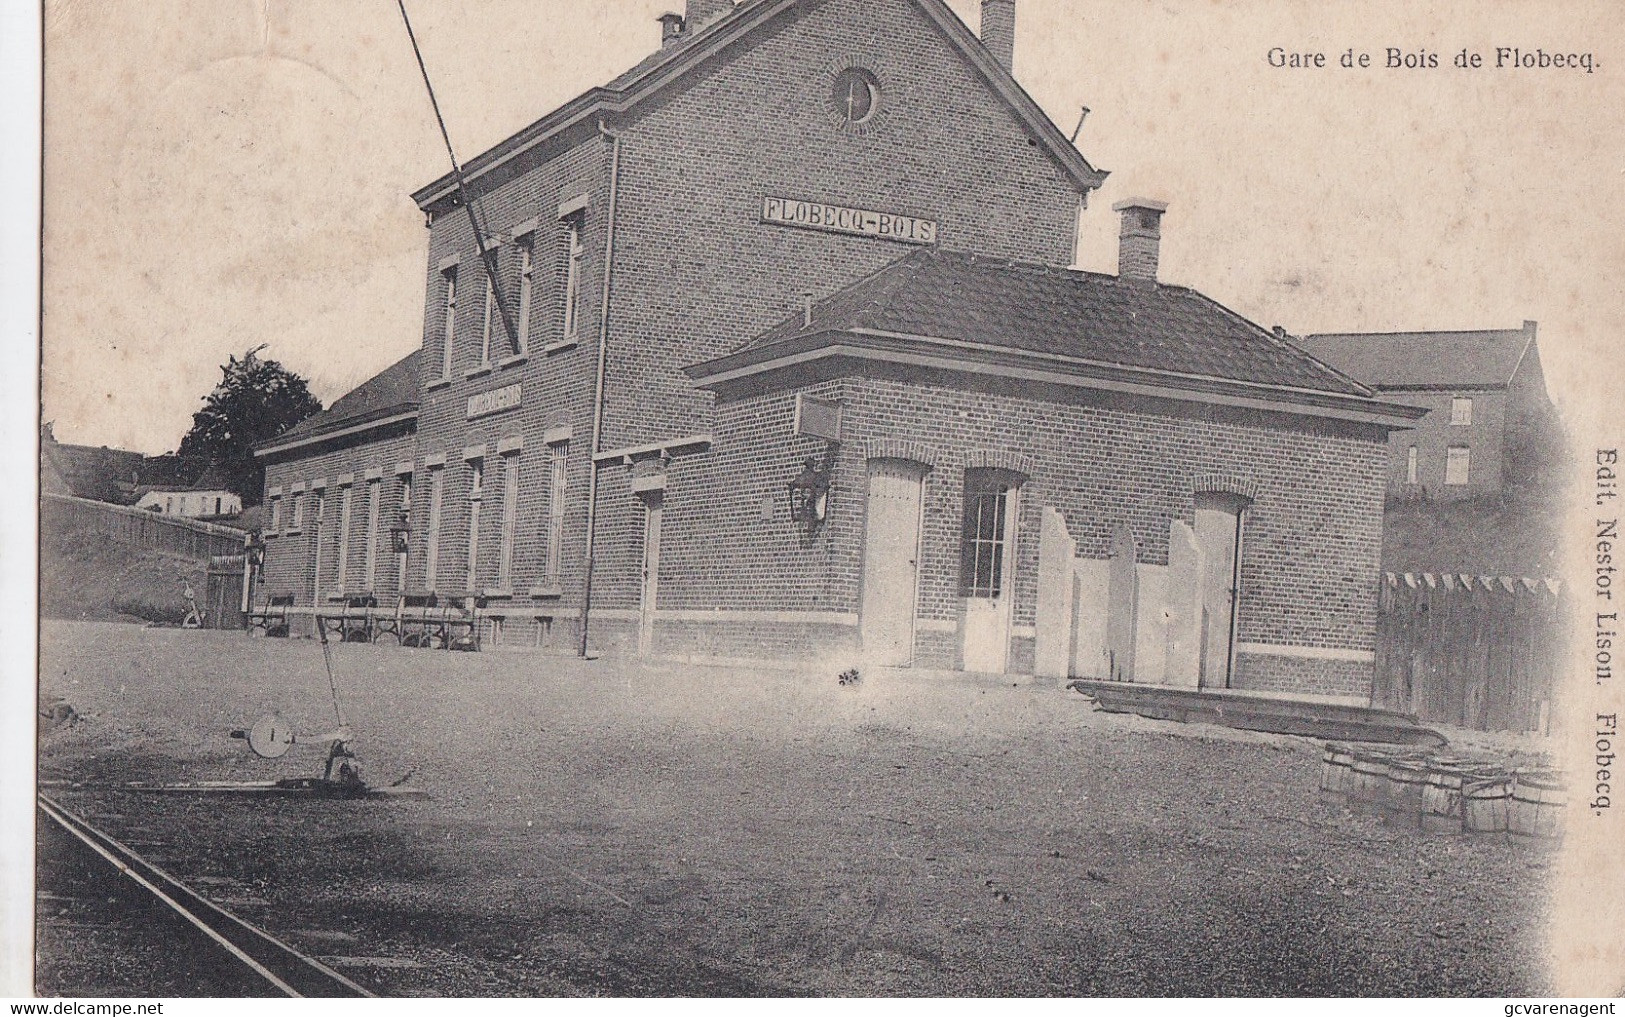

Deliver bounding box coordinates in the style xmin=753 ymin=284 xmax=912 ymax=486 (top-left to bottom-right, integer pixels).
xmin=1373 ymin=572 xmax=1564 ymax=734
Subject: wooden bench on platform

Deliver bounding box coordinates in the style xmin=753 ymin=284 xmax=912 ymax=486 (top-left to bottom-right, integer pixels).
xmin=245 ymin=594 xmax=294 ymax=637
xmin=317 ymin=595 xmax=379 ymax=643
xmin=377 ymin=593 xmax=478 ymax=651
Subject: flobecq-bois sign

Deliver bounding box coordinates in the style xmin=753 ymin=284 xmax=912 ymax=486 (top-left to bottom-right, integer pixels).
xmin=761 ymin=195 xmax=938 ymax=245
xmin=467 ymin=383 xmax=522 ymax=421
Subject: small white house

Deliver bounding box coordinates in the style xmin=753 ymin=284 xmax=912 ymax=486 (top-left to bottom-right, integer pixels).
xmin=136 ymin=487 xmax=241 ymax=518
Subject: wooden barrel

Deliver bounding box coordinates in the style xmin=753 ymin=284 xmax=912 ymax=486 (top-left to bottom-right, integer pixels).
xmin=1420 ymin=760 xmax=1469 ymax=834
xmin=1382 ymin=758 xmax=1431 ymax=828
xmin=1509 ymin=770 xmax=1566 ymax=839
xmin=1348 ymin=750 xmax=1392 ymax=803
xmin=1462 ymin=770 xmax=1511 ymax=833
xmin=1320 ymin=744 xmax=1355 ymax=794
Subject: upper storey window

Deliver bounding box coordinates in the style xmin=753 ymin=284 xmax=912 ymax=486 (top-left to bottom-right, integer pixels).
xmin=478 ymin=255 xmax=498 ymax=368
xmin=1450 ymin=396 xmax=1473 ymax=426
xmin=439 ymin=266 xmax=458 ymax=380
xmin=514 ymin=237 xmax=534 ymax=357
xmin=561 ymin=213 xmax=585 ymax=341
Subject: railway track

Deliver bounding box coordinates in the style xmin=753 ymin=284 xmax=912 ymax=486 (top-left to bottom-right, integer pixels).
xmin=37 ymin=793 xmax=377 ymax=998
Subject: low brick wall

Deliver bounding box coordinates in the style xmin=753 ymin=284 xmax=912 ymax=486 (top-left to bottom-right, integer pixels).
xmin=1232 ymin=652 xmax=1373 ymax=700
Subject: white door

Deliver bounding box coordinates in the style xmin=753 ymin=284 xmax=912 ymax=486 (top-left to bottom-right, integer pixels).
xmin=1194 ymin=494 xmax=1245 ymax=688
xmin=860 ymin=461 xmax=925 ymax=666
xmin=962 ymin=476 xmax=1019 ymax=673
xmin=638 ymin=493 xmax=663 ymax=657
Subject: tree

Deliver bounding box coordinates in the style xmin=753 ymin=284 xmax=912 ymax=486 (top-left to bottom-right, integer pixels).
xmin=178 ymin=346 xmax=321 ymax=506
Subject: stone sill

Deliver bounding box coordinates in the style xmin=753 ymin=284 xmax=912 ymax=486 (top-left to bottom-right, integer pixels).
xmin=464 ymin=364 xmax=494 ymax=380
xmin=527 ymin=585 xmax=564 ymax=600
xmin=542 ymin=338 xmax=579 ymax=356
xmin=426 ymin=377 xmax=453 ymax=391
xmin=498 ymin=353 xmax=530 ymax=369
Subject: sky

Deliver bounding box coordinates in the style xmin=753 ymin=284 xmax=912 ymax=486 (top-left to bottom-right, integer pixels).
xmin=40 ymin=0 xmax=1625 ymax=454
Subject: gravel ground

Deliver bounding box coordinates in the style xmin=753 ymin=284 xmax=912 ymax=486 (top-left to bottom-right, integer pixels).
xmin=36 ymin=620 xmax=1556 ymax=996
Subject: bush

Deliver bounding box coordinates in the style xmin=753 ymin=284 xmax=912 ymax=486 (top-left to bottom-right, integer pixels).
xmin=111 ymin=596 xmax=190 ymax=626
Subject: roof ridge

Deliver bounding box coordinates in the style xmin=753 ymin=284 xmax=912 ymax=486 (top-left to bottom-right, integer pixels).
xmin=1305 ymin=327 xmax=1529 ymax=339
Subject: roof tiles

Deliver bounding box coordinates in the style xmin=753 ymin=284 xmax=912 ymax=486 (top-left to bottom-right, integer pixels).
xmin=269 ymin=350 xmax=421 ymax=448
xmin=1293 ymin=327 xmax=1534 ymax=390
xmin=735 ymin=249 xmax=1370 ymax=397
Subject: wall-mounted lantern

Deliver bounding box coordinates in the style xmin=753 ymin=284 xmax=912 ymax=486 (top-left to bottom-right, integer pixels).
xmin=244 ymin=531 xmax=265 ymax=569
xmin=390 ymin=510 xmax=411 ymax=554
xmin=786 ymin=457 xmax=832 ymax=527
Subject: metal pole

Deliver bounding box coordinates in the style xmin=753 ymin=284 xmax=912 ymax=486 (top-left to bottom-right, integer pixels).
xmin=396 ymin=0 xmax=518 ymax=346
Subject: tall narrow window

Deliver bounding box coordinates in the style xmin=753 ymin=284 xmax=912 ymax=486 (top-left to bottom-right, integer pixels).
xmin=497 ymin=452 xmax=520 ymax=590
xmin=291 ymin=491 xmax=304 ymax=530
xmin=440 ymin=267 xmax=458 ymax=380
xmin=478 ymin=258 xmax=497 ymax=367
xmin=364 ymin=477 xmax=381 ymax=590
xmin=269 ymin=495 xmax=282 ymax=532
xmin=312 ymin=490 xmax=327 ymax=602
xmin=561 ymin=216 xmax=584 ymax=340
xmin=1445 ymin=446 xmax=1471 ymax=486
xmin=425 ymin=466 xmax=445 ymax=590
xmin=515 ymin=239 xmax=534 ymax=355
xmin=336 ymin=483 xmax=354 ymax=591
xmin=1406 ymin=445 xmax=1419 ymax=485
xmin=397 ymin=473 xmax=414 ymax=589
xmin=1450 ymin=397 xmax=1473 ymax=426
xmin=961 ymin=481 xmax=1011 ymax=599
xmin=546 ymin=441 xmax=569 ymax=586
xmin=466 ymin=458 xmax=484 ymax=593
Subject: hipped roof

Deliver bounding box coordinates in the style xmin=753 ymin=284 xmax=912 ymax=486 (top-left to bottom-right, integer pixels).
xmin=692 ymin=249 xmax=1390 ymax=414
xmin=256 ymin=351 xmax=420 ymax=456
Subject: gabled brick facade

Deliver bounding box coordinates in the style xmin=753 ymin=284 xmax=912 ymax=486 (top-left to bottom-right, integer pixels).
xmin=254 ymin=0 xmax=1419 ymax=701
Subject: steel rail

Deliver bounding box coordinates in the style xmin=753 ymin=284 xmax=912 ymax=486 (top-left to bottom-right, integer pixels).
xmin=37 ymin=793 xmax=377 ymax=998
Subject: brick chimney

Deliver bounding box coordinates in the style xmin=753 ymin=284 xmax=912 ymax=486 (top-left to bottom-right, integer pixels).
xmin=685 ymin=0 xmax=733 ymax=31
xmin=980 ymin=0 xmax=1016 ymax=73
xmin=1112 ymin=198 xmax=1168 ymax=284
xmin=658 ymin=11 xmax=685 ymax=47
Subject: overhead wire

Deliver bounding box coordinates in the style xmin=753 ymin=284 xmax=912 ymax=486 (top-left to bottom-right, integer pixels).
xmin=396 ymin=0 xmax=518 ymax=346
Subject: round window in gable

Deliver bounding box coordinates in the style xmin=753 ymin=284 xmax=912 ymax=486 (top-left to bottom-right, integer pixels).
xmin=830 ymin=66 xmax=881 ymax=128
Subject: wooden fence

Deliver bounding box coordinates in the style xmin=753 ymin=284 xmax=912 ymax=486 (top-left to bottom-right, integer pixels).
xmin=205 ymin=554 xmax=248 ymax=630
xmin=42 ymin=493 xmax=246 ymax=559
xmin=1373 ymin=572 xmax=1564 ymax=734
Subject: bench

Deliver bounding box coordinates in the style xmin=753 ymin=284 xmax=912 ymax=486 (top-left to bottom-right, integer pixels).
xmin=246 ymin=594 xmax=294 ymax=637
xmin=381 ymin=594 xmax=478 ymax=651
xmin=317 ymin=595 xmax=378 ymax=643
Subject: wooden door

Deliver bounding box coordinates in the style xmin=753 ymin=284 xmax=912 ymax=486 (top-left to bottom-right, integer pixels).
xmin=1195 ymin=494 xmax=1245 ymax=688
xmin=860 ymin=461 xmax=925 ymax=666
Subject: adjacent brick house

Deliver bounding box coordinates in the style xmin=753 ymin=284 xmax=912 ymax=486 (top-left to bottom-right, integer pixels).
xmin=1293 ymin=322 xmax=1558 ymax=501
xmin=254 ymin=0 xmax=1423 ymax=699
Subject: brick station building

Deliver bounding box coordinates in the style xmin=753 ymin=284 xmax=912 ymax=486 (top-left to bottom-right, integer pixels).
xmin=255 ymin=0 xmax=1423 ymax=698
